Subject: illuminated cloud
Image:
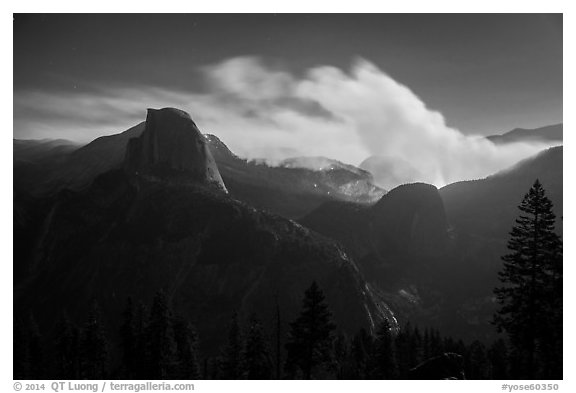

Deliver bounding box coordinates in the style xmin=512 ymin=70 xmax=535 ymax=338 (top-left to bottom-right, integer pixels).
xmin=13 ymin=57 xmax=558 ymax=188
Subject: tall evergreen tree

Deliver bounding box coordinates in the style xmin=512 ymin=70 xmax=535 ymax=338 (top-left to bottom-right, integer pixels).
xmin=541 ymin=220 xmax=563 ymax=379
xmin=493 ymin=179 xmax=562 ymax=378
xmin=284 ymin=281 xmax=336 ymax=379
xmin=218 ymin=312 xmax=243 ymax=379
xmin=242 ymin=314 xmax=272 ymax=379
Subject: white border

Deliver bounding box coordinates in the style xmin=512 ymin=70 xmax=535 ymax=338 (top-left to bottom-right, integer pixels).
xmin=4 ymin=2 xmax=571 ymax=391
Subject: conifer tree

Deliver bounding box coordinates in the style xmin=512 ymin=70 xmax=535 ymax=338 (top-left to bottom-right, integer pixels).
xmin=242 ymin=314 xmax=272 ymax=379
xmin=285 ymin=281 xmax=336 ymax=379
xmin=493 ymin=179 xmax=562 ymax=378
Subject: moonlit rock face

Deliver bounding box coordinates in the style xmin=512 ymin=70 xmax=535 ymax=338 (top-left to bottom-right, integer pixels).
xmin=124 ymin=107 xmax=227 ymax=192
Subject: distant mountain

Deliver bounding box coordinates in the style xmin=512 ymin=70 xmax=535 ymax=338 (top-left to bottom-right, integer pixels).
xmin=13 ymin=123 xmax=145 ymax=195
xmin=13 ymin=139 xmax=81 ymax=194
xmin=213 ymin=149 xmax=385 ymax=218
xmin=486 ymin=123 xmax=562 ymax=145
xmin=14 ymin=108 xmax=390 ymax=358
xmin=440 ymin=146 xmax=563 ymax=240
xmin=54 ymin=121 xmax=145 ymax=189
xmin=14 ymin=121 xmax=383 ymax=218
xmin=13 ymin=138 xmax=80 ymax=162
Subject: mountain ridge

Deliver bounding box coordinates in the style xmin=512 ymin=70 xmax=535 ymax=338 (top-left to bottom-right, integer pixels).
xmin=14 ymin=108 xmax=393 ymax=357
xmin=486 ymin=123 xmax=562 ymax=145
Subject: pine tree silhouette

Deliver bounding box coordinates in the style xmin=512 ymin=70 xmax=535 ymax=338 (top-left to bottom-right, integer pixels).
xmin=242 ymin=314 xmax=272 ymax=379
xmin=493 ymin=179 xmax=562 ymax=378
xmin=285 ymin=281 xmax=336 ymax=379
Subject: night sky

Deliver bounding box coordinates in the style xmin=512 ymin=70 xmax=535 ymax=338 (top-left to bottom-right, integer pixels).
xmin=14 ymin=14 xmax=562 ymax=142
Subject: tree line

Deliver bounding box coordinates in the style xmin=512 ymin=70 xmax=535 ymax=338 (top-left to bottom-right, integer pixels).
xmin=13 ymin=180 xmax=562 ymax=380
xmin=13 ymin=283 xmax=513 ymax=380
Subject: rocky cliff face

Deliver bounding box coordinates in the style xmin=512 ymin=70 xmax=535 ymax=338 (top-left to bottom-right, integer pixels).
xmin=301 ymin=182 xmax=449 ymax=263
xmin=124 ymin=108 xmax=227 ymax=192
